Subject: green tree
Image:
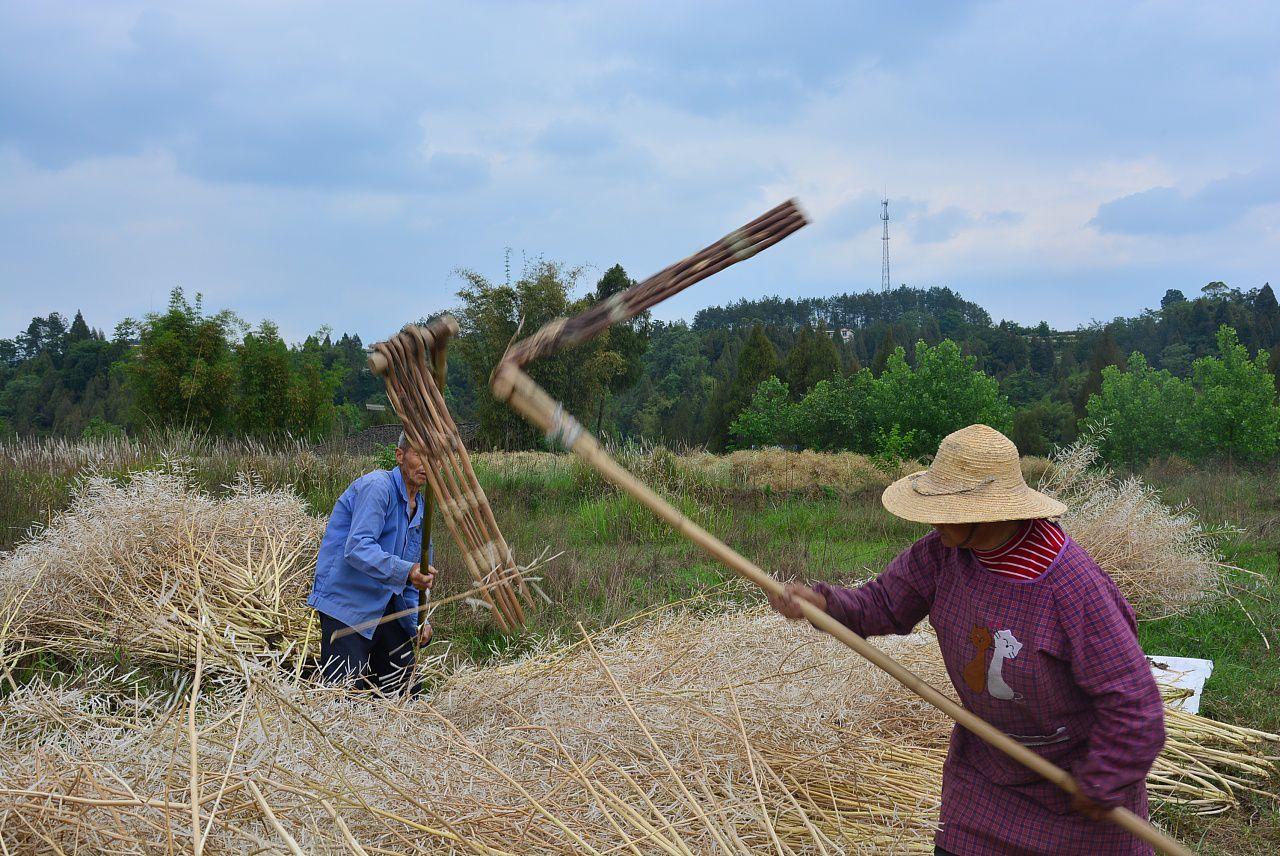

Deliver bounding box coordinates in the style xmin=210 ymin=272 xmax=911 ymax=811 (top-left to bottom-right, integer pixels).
xmin=589 ymin=264 xmax=649 ymax=435
xmin=68 ymin=310 xmax=92 ymax=343
xmin=125 ymin=289 xmax=237 ymax=432
xmin=785 ymin=326 xmax=841 ymax=400
xmin=1074 ymin=330 xmax=1123 ymax=416
xmin=1189 ymin=326 xmax=1280 ymax=463
xmin=729 ymin=376 xmax=795 ymax=448
xmin=792 ymin=369 xmax=875 ymax=452
xmin=235 ymin=322 xmax=298 ymax=438
xmin=707 ymin=324 xmax=778 ymax=451
xmin=866 ymin=339 xmax=1012 ymax=458
xmin=455 ymin=258 xmax=636 ymax=449
xmin=869 ymin=328 xmax=896 ymax=378
xmin=1085 ymin=353 xmax=1194 ymax=465
xmin=1159 ymin=343 xmax=1194 ymax=377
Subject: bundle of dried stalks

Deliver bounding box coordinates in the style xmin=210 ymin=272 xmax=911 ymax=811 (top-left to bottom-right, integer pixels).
xmin=0 ymin=466 xmax=325 ymax=674
xmin=1 ymin=604 xmax=1274 ymax=854
xmin=371 ymin=317 xmax=534 ymax=631
xmin=1039 ymin=435 xmax=1229 ymax=617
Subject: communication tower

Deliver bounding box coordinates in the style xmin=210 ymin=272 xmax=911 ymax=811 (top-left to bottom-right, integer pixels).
xmin=880 ymin=196 xmax=891 ymax=292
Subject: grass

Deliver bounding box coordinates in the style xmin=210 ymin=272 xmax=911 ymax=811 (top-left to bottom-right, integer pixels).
xmin=1 ymin=438 xmax=1277 ymax=851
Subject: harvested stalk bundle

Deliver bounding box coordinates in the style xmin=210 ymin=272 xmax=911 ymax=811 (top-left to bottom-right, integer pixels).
xmin=370 ymin=315 xmax=533 ymax=630
xmin=1 ymin=605 xmax=1274 ymax=855
xmin=1040 ymin=434 xmax=1228 ymax=617
xmin=0 ymin=468 xmax=324 ymax=675
xmin=489 ymin=200 xmax=1194 ymax=855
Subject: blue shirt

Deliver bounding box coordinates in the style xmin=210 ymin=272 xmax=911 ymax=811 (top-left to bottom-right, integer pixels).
xmin=308 ymin=466 xmax=432 ymax=639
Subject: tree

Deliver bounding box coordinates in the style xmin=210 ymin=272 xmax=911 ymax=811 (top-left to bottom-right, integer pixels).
xmin=1074 ymin=330 xmax=1123 ymax=416
xmin=793 ymin=369 xmax=875 ymax=452
xmin=1085 ymin=353 xmax=1194 ymax=465
xmin=1160 ymin=289 xmax=1186 ymax=309
xmin=729 ymin=376 xmax=795 ymax=448
xmin=865 ymin=339 xmax=1012 ymax=458
xmin=125 ymin=288 xmax=237 ymax=432
xmin=589 ymin=264 xmax=649 ymax=435
xmin=784 ymin=326 xmax=840 ymax=400
xmin=1189 ymin=326 xmax=1280 ymax=463
xmin=1158 ymin=343 xmax=1193 ymax=377
xmin=68 ymin=310 xmax=92 ymax=343
xmin=1253 ymin=283 xmax=1279 ymax=348
xmin=235 ymin=322 xmax=299 ymax=438
xmin=455 ymin=258 xmax=637 ymax=449
xmin=1010 ymin=401 xmax=1076 ymax=457
xmin=869 ymin=328 xmax=896 ymax=378
xmin=1202 ymin=281 xmax=1229 ymax=300
xmin=1269 ymin=345 xmax=1280 ymax=394
xmin=707 ymin=324 xmax=778 ymax=451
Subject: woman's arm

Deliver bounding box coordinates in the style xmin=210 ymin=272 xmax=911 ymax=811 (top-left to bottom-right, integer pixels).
xmin=771 ymin=535 xmax=940 ymax=637
xmin=1058 ymin=575 xmax=1166 ymax=808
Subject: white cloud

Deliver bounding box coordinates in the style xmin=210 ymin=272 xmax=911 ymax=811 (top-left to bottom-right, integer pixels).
xmin=0 ymin=0 xmax=1277 ymax=339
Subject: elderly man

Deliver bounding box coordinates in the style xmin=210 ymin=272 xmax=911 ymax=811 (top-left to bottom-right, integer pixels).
xmin=308 ymin=431 xmax=436 ymax=694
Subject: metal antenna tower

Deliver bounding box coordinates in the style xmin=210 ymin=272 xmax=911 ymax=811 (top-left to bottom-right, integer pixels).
xmin=880 ymin=195 xmax=891 ymax=292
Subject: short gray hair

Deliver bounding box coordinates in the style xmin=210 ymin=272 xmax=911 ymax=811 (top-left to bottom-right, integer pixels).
xmin=397 ymin=431 xmax=409 ymax=449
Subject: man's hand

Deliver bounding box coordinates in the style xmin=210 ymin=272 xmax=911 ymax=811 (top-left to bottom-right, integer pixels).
xmin=1070 ymin=791 xmax=1109 ymax=821
xmin=408 ymin=563 xmax=436 ymax=591
xmin=767 ymin=582 xmax=827 ymax=620
xmin=417 ymin=622 xmax=433 ymax=646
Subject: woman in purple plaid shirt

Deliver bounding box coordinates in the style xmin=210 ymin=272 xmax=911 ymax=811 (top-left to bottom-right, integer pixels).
xmin=770 ymin=425 xmax=1165 ymax=856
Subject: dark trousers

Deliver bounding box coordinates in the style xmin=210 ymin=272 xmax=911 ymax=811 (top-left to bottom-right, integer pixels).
xmin=318 ymin=603 xmax=415 ymax=696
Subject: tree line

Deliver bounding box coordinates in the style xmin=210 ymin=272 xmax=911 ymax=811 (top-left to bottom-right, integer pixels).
xmin=2 ymin=267 xmax=1277 ymax=466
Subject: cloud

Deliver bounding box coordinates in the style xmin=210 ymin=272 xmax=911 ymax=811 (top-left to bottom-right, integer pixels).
xmin=0 ymin=1 xmax=1276 ymax=343
xmin=1091 ymin=168 xmax=1280 ymax=236
xmin=583 ymin=0 xmax=980 ymax=118
xmin=909 ymin=207 xmax=1025 ymax=243
xmin=535 ymin=119 xmax=618 ymax=158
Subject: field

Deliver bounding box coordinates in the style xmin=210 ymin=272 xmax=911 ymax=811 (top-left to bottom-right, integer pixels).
xmin=1 ymin=436 xmax=1277 ymax=852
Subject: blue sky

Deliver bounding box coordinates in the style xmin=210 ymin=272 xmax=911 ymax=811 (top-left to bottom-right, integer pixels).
xmin=1 ymin=1 xmax=1277 ymax=343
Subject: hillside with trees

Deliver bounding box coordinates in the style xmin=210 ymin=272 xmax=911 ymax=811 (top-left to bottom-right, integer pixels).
xmin=2 ymin=272 xmax=1277 ymax=466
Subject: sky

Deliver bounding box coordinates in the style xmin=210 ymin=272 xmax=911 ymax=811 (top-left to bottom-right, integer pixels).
xmin=1 ymin=0 xmax=1278 ymax=343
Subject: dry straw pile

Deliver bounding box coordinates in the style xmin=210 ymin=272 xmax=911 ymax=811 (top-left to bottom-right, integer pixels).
xmin=0 ymin=440 xmax=1262 ymax=853
xmin=1041 ymin=435 xmax=1230 ymax=617
xmin=0 ymin=604 xmax=1276 ymax=854
xmin=0 ymin=466 xmax=324 ymax=676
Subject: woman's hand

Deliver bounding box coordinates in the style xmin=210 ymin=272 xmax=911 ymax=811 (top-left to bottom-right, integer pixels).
xmin=417 ymin=622 xmax=433 ymax=646
xmin=767 ymin=582 xmax=827 ymax=620
xmin=1069 ymin=791 xmax=1109 ymax=821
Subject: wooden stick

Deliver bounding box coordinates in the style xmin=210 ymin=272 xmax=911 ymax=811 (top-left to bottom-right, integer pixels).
xmin=420 ymin=321 xmax=450 ymax=635
xmin=490 ymin=364 xmax=1193 ymax=856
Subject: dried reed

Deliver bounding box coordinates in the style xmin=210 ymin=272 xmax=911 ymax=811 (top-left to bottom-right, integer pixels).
xmin=0 ymin=466 xmax=325 ymax=674
xmin=0 ymin=603 xmax=1273 ymax=854
xmin=371 ymin=318 xmax=534 ymax=631
xmin=1040 ymin=434 xmax=1230 ymax=616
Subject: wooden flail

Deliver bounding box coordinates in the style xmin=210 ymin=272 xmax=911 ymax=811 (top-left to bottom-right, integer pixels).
xmin=369 ymin=316 xmax=531 ymax=631
xmin=488 ymin=199 xmax=1192 ymax=856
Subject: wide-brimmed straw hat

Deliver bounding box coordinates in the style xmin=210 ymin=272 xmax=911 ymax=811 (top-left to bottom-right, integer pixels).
xmin=881 ymin=424 xmax=1066 ymax=524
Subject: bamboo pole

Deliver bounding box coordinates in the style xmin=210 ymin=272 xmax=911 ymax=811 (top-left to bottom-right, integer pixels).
xmin=420 ymin=321 xmax=451 ymax=635
xmin=490 ymin=364 xmax=1192 ymax=856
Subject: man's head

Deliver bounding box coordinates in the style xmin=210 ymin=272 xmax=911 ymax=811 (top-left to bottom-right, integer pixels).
xmin=394 ymin=431 xmax=428 ymax=494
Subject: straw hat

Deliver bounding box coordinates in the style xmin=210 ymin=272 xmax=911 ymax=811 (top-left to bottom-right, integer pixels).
xmin=881 ymin=424 xmax=1066 ymax=524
